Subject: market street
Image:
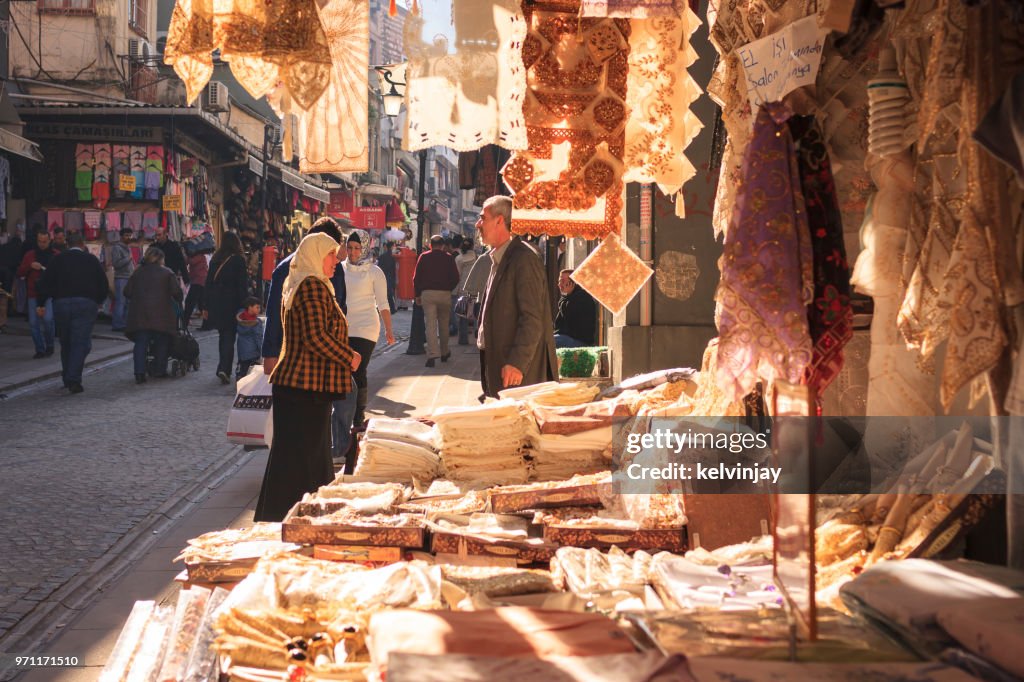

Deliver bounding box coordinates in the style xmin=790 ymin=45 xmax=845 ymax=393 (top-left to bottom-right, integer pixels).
xmin=0 ymin=306 xmax=478 ymax=672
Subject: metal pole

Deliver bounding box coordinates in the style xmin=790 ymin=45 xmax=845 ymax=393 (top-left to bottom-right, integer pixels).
xmin=258 ymin=125 xmax=270 ymax=302
xmin=405 ymin=147 xmax=428 ymax=355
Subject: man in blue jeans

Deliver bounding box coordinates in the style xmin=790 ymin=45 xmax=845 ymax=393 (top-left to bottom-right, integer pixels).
xmin=16 ymin=230 xmax=57 ymax=358
xmin=35 ymin=232 xmax=109 ymax=394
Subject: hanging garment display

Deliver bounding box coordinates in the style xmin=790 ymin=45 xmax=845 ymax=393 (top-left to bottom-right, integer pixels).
xmin=500 ymin=1 xmax=630 ymax=239
xmin=113 ymin=145 xmax=130 ymax=199
xmin=83 ymin=211 xmax=102 ymax=241
xmin=570 ymin=232 xmax=653 ymax=315
xmin=92 ymin=143 xmax=112 ymax=210
xmin=144 ymin=146 xmax=165 ymax=201
xmin=402 ymin=0 xmax=527 ymax=152
xmin=164 ymin=0 xmax=332 ymax=111
xmin=74 ymin=144 xmax=94 ymax=202
xmin=277 ymin=0 xmax=369 ymax=173
xmin=129 ymin=146 xmax=146 ymax=200
xmin=105 ymin=211 xmax=122 ymax=237
xmin=620 ymin=4 xmax=702 ymax=216
xmin=714 ymin=102 xmax=814 ymax=401
xmin=124 ymin=210 xmax=143 ymax=236
xmin=789 ymin=116 xmax=852 ymax=398
xmin=142 ymin=211 xmax=160 ymax=239
xmin=46 ymin=210 xmax=64 ymax=233
xmin=64 ymin=211 xmax=84 ymax=234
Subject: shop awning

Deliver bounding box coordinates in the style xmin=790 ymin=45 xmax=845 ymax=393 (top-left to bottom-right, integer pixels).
xmin=360 ymin=183 xmax=398 ymax=198
xmin=303 ymin=182 xmax=330 ymax=203
xmin=279 ymin=167 xmax=306 ymax=191
xmin=0 ymin=127 xmax=43 ymax=162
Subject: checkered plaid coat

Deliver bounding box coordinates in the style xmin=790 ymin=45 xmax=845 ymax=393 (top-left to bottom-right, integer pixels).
xmin=271 ymin=276 xmax=355 ymax=395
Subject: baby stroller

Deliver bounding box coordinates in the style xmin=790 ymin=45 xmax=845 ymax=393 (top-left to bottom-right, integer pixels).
xmin=149 ymin=303 xmax=200 ymax=377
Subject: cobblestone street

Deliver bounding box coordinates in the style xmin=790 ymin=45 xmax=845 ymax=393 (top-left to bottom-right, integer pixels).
xmin=0 ymin=331 xmax=247 ymax=655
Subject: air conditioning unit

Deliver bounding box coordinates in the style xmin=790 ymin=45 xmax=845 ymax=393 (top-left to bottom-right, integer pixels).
xmin=266 ymin=123 xmax=283 ymax=147
xmin=386 ymin=174 xmax=399 ymax=190
xmin=426 ymin=177 xmax=437 ymax=195
xmin=204 ymin=81 xmax=230 ymax=112
xmin=403 ymin=187 xmax=414 ymax=203
xmin=128 ymin=38 xmax=155 ymax=62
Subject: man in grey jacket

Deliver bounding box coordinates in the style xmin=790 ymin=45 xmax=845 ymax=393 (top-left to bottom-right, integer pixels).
xmin=110 ymin=227 xmax=135 ymax=331
xmin=475 ymin=196 xmax=557 ymax=398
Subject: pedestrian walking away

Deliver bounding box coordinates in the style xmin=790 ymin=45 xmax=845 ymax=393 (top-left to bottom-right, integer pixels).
xmin=414 ymin=234 xmax=460 ymax=367
xmin=475 ymin=195 xmax=557 ymax=398
xmin=17 ymin=229 xmax=58 ymax=358
xmin=339 ymin=230 xmax=394 ymax=450
xmin=204 ymin=232 xmax=248 ymax=385
xmin=183 ymin=249 xmax=210 ymax=329
xmin=454 ymin=237 xmax=479 ymax=346
xmin=124 ymin=246 xmax=183 ymax=383
xmin=109 ymin=227 xmax=135 ymax=332
xmin=35 ymin=231 xmax=108 ymax=393
xmin=254 ymin=233 xmax=359 ymax=522
xmin=378 ymin=241 xmax=398 ymax=313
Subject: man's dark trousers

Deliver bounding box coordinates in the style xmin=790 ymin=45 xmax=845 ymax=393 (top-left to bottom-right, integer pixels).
xmin=53 ymin=297 xmax=97 ymax=387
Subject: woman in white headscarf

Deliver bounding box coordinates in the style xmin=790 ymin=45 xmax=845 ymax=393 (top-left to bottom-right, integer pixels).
xmin=254 ymin=233 xmax=360 ymax=522
xmin=333 ymin=229 xmax=394 ymax=471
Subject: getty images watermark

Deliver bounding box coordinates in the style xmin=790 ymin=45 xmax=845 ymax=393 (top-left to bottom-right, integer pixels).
xmin=620 ymin=425 xmax=781 ymax=484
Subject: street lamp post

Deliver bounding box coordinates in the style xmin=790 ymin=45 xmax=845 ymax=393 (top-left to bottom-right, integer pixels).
xmin=257 ymin=123 xmax=272 ymax=302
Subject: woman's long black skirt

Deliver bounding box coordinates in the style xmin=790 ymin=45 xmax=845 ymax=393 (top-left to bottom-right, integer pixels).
xmin=254 ymin=384 xmax=335 ymax=522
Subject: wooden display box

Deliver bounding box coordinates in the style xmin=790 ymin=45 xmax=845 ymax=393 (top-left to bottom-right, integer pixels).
xmin=430 ymin=532 xmax=559 ymax=565
xmin=543 ymin=525 xmax=687 ymax=552
xmin=184 ymin=558 xmax=259 ymax=584
xmin=490 ymin=482 xmax=611 ymax=514
xmin=282 ymin=503 xmax=425 ymax=548
xmin=313 ymin=544 xmax=405 ymax=567
xmin=684 ymin=494 xmax=773 ymax=551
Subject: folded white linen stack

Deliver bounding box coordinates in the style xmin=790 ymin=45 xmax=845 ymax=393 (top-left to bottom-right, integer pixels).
xmin=431 ymin=400 xmax=530 ymax=485
xmin=525 ymin=420 xmax=613 ymax=481
xmin=353 ymin=418 xmax=442 ymax=482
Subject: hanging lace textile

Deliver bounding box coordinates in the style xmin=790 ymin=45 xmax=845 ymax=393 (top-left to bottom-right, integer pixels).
xmin=621 ymin=6 xmax=703 ymax=217
xmin=164 ymin=0 xmax=332 ymax=112
xmin=714 ymin=102 xmax=813 ymax=401
xmin=501 ymin=1 xmax=630 ymax=240
xmin=271 ymin=0 xmax=370 ymax=173
xmin=570 ymin=232 xmax=653 ymax=314
xmin=402 ymin=0 xmax=528 ymax=152
xmin=789 ymin=116 xmax=852 ymax=398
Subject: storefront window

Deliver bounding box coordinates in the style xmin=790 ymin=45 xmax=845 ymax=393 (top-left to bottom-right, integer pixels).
xmin=129 ymin=0 xmax=148 ymax=37
xmin=37 ymin=0 xmax=95 ymax=14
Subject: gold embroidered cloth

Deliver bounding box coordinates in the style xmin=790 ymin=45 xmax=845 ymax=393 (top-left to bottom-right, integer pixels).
xmin=164 ymin=0 xmax=332 ymax=111
xmin=402 ymin=0 xmax=528 ymax=152
xmin=270 ymin=0 xmax=369 ymax=173
xmin=621 ymin=8 xmax=703 ymax=216
xmin=571 ymin=232 xmax=652 ymax=315
xmin=501 ymin=0 xmax=630 ymax=240
xmin=580 ymin=0 xmax=680 ymax=17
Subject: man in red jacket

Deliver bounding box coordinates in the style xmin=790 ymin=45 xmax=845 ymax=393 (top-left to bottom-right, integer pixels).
xmin=16 ymin=230 xmax=57 ymax=358
xmin=413 ymin=235 xmax=460 ymax=368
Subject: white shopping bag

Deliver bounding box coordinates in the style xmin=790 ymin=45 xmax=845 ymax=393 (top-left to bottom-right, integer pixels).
xmin=226 ymin=367 xmax=273 ymax=447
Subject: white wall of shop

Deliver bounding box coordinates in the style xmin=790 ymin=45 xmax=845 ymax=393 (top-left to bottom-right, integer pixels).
xmin=9 ymin=0 xmax=158 ymax=91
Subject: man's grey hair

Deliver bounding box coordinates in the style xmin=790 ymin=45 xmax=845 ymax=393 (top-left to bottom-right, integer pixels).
xmin=143 ymin=246 xmax=165 ymax=265
xmin=483 ymin=195 xmax=512 ymax=231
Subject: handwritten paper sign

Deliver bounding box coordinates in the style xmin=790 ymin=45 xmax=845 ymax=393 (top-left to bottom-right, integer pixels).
xmin=737 ymin=16 xmax=828 ymax=111
xmin=162 ymin=194 xmax=182 ymax=212
xmin=580 ymin=0 xmax=677 ymax=17
xmin=117 ymin=174 xmax=136 ymax=192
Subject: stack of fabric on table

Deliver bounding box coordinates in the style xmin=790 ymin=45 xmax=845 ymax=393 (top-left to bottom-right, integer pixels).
xmin=431 ymin=400 xmax=530 ymax=485
xmin=526 ymin=398 xmax=628 ymax=481
xmin=353 ymin=418 xmax=442 ymax=482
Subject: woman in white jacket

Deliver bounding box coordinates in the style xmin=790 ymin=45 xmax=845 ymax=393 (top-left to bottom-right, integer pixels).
xmin=340 ymin=230 xmax=394 ymax=434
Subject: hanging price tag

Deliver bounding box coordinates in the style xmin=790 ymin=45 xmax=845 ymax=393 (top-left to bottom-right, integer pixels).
xmin=118 ymin=174 xmax=136 ymax=192
xmin=162 ymin=194 xmax=182 ymax=212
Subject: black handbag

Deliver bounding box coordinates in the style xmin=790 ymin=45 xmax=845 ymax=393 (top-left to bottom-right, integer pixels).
xmin=454 ymin=294 xmax=474 ymax=319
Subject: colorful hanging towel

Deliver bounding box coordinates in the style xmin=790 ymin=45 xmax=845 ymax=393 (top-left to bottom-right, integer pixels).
xmin=74 ymin=144 xmax=94 ymax=202
xmin=113 ymin=145 xmax=130 ymax=198
xmin=144 ymin=146 xmax=165 ymax=200
xmin=46 ymin=210 xmax=64 ymax=234
xmin=105 ymin=211 xmax=122 ymax=236
xmin=141 ymin=211 xmax=160 ymax=238
xmin=92 ymin=144 xmax=112 ymax=210
xmin=83 ymin=211 xmax=102 ymax=240
xmin=124 ymin=210 xmax=143 ymax=234
xmin=64 ymin=211 xmax=85 ymax=234
xmin=129 ymin=146 xmax=146 ymax=200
